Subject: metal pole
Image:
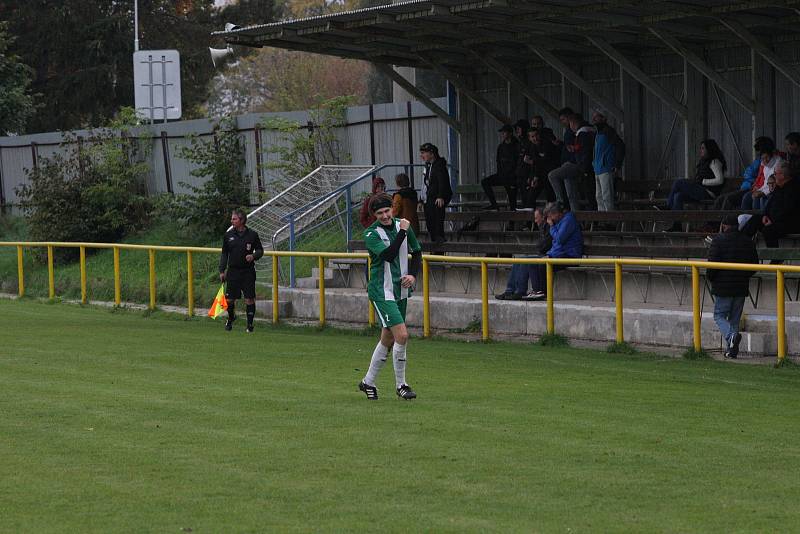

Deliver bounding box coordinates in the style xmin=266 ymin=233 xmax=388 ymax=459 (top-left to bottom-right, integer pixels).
xmin=272 ymin=255 xmax=279 ymax=324
xmin=345 ymin=189 xmax=352 ymax=251
xmin=80 ymin=246 xmax=87 ymax=304
xmin=777 ymin=270 xmax=786 ymax=362
xmin=615 ymin=261 xmax=624 ymax=343
xmin=16 ymin=245 xmax=24 ymax=297
xmin=546 ymin=263 xmax=554 ymax=334
xmin=318 ymin=256 xmax=326 ymax=326
xmin=289 ymin=217 xmax=296 ymax=287
xmin=423 ymin=258 xmax=430 ymax=338
xmin=113 ymin=246 xmax=121 ymax=305
xmin=134 ymin=0 xmax=140 ymax=52
xmin=149 ymin=248 xmax=156 ymax=310
xmin=148 ymin=55 xmax=154 ymax=123
xmin=480 ymin=262 xmax=489 ymax=341
xmin=187 ymin=251 xmax=194 ymax=317
xmin=47 ymin=245 xmax=55 ymax=299
xmin=692 ymin=265 xmax=701 ymax=351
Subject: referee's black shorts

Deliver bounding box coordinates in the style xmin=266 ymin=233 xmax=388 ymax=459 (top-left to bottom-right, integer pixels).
xmin=225 ymin=268 xmax=256 ymax=300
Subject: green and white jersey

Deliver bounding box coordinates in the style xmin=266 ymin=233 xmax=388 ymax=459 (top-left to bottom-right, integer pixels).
xmin=364 ymin=218 xmax=422 ymax=302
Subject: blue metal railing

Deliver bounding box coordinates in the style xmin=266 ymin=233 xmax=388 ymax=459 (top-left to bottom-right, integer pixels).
xmin=282 ymin=162 xmax=459 ymax=286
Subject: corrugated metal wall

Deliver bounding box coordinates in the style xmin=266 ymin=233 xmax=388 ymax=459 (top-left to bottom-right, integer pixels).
xmin=0 ymin=100 xmax=448 ymax=211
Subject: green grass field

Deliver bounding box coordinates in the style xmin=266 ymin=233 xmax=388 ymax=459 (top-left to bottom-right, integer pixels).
xmin=3 ymin=299 xmax=800 ymax=533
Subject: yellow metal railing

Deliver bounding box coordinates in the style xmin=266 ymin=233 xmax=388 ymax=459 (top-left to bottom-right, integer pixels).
xmin=2 ymin=241 xmax=798 ymax=362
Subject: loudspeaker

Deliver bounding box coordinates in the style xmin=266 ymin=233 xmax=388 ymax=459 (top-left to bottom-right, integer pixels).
xmin=209 ymin=45 xmax=234 ymax=67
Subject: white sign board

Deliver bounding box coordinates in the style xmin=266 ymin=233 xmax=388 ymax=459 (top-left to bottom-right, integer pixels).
xmin=133 ymin=50 xmax=182 ymax=121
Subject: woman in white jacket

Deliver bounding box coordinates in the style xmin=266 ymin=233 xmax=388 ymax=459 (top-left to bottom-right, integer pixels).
xmin=665 ymin=139 xmax=727 ymax=231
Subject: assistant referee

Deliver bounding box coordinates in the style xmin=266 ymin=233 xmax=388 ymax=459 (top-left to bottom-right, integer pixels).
xmin=219 ymin=208 xmax=263 ymax=333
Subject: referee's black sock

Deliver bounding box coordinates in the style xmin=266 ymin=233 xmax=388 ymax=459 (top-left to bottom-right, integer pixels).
xmin=246 ymin=303 xmax=255 ymax=326
xmin=228 ymin=302 xmax=236 ymax=320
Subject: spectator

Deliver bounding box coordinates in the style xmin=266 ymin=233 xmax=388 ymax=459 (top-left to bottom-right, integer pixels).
xmin=513 ymin=118 xmax=530 ymax=143
xmin=592 ymin=110 xmax=625 ymax=212
xmin=741 ymin=137 xmax=783 ymax=210
xmin=359 ymin=176 xmax=386 ymax=228
xmin=391 ymin=173 xmax=420 ymax=235
xmin=707 ymin=214 xmax=758 ymax=359
xmin=664 ymin=139 xmax=726 ymax=231
xmin=713 ymin=138 xmax=769 ymax=210
xmin=495 ymin=207 xmax=552 ymax=300
xmin=741 ymin=160 xmax=800 ymax=253
xmin=525 ymin=201 xmax=583 ymax=301
xmin=546 ymin=108 xmax=576 ymax=207
xmin=420 ymin=142 xmax=452 ymax=244
xmin=482 ymin=124 xmax=520 ymax=211
xmin=531 ymin=115 xmax=555 ymax=143
xmin=521 ymin=127 xmax=558 ymax=207
xmin=549 ymin=110 xmax=595 ymax=211
xmin=737 ymin=174 xmax=777 ymax=230
xmin=784 ymin=132 xmax=800 ymax=166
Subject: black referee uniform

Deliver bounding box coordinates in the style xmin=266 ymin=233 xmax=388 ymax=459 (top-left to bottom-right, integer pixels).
xmin=219 ymin=226 xmax=263 ymax=330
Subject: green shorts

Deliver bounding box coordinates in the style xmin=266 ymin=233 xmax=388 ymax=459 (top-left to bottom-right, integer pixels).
xmin=371 ymin=299 xmax=407 ymax=328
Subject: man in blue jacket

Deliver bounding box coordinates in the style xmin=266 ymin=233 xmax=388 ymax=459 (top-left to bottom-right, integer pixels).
xmin=592 ymin=111 xmax=625 ymax=212
xmin=525 ymin=202 xmax=583 ymax=300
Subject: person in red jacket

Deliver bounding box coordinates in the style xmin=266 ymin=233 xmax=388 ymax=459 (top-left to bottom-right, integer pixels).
xmin=359 ymin=176 xmax=386 ymax=228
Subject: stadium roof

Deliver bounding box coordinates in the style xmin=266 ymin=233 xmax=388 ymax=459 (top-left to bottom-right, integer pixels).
xmin=212 ymin=0 xmax=800 ymax=73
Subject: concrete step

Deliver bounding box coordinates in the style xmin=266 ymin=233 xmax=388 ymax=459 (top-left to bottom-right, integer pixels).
xmin=255 ymin=299 xmax=292 ymax=320
xmin=280 ymin=288 xmax=782 ymax=357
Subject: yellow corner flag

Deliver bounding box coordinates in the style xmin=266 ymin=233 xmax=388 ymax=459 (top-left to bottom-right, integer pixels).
xmin=208 ymin=284 xmax=228 ymax=319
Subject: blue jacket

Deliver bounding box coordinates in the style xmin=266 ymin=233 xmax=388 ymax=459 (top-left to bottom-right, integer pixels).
xmin=741 ymin=158 xmax=760 ymax=191
xmin=593 ymin=125 xmax=624 ymax=175
xmin=547 ymin=211 xmax=583 ymax=258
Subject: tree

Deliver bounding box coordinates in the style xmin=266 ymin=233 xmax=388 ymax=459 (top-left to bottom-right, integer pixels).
xmin=206 ymin=48 xmax=371 ymax=115
xmin=0 ymin=0 xmax=276 ymax=133
xmin=0 ymin=22 xmax=36 ymax=135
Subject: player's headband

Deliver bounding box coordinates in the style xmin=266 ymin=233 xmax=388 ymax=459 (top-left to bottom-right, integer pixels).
xmin=370 ymin=196 xmax=392 ymax=212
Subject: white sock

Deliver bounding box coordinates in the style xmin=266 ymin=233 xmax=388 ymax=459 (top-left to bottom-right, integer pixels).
xmin=393 ymin=342 xmax=407 ymax=388
xmin=363 ymin=342 xmax=389 ymax=386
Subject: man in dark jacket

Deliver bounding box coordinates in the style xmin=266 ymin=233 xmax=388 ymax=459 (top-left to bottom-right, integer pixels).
xmin=707 ymin=214 xmax=759 ymax=358
xmin=420 ymin=142 xmax=452 ymax=244
xmin=482 ymin=124 xmax=519 ymax=210
xmin=741 ymin=160 xmax=800 ymax=249
xmin=547 ymin=108 xmax=584 ymax=211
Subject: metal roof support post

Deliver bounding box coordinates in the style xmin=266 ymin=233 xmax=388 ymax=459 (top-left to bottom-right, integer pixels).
xmin=527 ymin=45 xmax=624 ymax=123
xmin=619 ymin=69 xmax=642 ymax=180
xmin=470 ymin=53 xmax=561 ymax=123
xmin=751 ymin=50 xmax=775 ymax=148
xmin=649 ymin=27 xmax=755 ymax=113
xmin=684 ymin=61 xmax=706 ymax=179
xmin=373 ymin=63 xmax=462 ymax=133
xmin=586 ymin=37 xmax=688 ymax=120
xmin=421 ymin=59 xmax=512 ymax=126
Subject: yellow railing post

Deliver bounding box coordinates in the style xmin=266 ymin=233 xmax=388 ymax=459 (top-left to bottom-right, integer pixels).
xmin=777 ymin=270 xmax=786 ymax=362
xmin=186 ymin=251 xmax=194 ymax=317
xmin=546 ymin=262 xmax=554 ymax=334
xmin=113 ymin=246 xmax=121 ymax=306
xmin=79 ymin=246 xmax=87 ymax=304
xmin=318 ymin=255 xmax=326 ymax=326
xmin=691 ymin=265 xmax=701 ymax=351
xmin=148 ymin=248 xmax=156 ymax=310
xmin=367 ymin=256 xmax=375 ymax=327
xmin=47 ymin=245 xmax=55 ymax=299
xmin=422 ymin=258 xmax=430 ymax=338
xmin=615 ymin=261 xmax=623 ymax=343
xmin=481 ymin=261 xmax=489 ymax=341
xmin=16 ymin=245 xmax=24 ymax=297
xmin=272 ymin=255 xmax=279 ymax=324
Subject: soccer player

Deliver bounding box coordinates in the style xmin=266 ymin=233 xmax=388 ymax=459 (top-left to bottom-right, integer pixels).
xmin=219 ymin=208 xmax=263 ymax=333
xmin=358 ymin=193 xmax=422 ymax=400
